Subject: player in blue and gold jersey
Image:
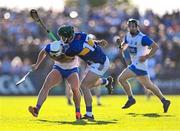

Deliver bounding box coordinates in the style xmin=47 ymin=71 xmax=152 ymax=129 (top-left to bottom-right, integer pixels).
xmin=57 ymin=25 xmax=113 ymax=120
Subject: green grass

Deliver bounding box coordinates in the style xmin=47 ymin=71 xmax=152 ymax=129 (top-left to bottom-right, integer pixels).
xmin=0 ymin=95 xmax=179 ymax=131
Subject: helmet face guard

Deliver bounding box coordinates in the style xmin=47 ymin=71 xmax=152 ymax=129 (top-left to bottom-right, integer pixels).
xmin=61 ymin=36 xmax=69 ymax=43
xmin=50 ymin=51 xmax=61 ymax=57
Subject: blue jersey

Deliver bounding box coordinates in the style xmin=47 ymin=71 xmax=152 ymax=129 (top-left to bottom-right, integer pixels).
xmin=63 ymin=32 xmax=107 ymax=65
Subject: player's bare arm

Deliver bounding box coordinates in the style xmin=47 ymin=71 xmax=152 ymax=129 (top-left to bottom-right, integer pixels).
xmin=31 ymin=49 xmax=47 ymax=70
xmin=139 ymin=42 xmax=159 ymax=63
xmin=116 ymin=37 xmax=128 ymax=51
xmin=95 ymin=39 xmax=108 ymax=47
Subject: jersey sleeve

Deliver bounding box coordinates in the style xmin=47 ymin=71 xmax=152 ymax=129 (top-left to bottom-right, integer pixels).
xmin=44 ymin=44 xmax=50 ymax=53
xmin=142 ymin=35 xmax=153 ymax=46
xmin=63 ymin=45 xmax=77 ymax=57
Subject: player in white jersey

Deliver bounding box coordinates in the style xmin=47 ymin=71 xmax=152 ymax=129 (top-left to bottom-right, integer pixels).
xmin=28 ymin=41 xmax=82 ymax=119
xmin=117 ymin=19 xmax=170 ymax=113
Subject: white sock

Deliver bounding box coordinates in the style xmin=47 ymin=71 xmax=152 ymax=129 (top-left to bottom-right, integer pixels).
xmin=104 ymin=79 xmax=109 ymax=86
xmin=86 ymin=112 xmax=92 ymax=116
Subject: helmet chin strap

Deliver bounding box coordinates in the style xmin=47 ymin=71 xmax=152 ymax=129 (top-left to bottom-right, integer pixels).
xmin=61 ymin=37 xmax=68 ymax=43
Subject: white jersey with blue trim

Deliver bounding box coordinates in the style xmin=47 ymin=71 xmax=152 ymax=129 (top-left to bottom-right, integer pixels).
xmin=44 ymin=41 xmax=79 ymax=69
xmin=124 ymin=31 xmax=153 ymax=71
xmin=54 ymin=56 xmax=79 ymax=70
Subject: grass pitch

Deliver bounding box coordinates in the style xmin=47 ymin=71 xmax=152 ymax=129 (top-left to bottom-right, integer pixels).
xmin=0 ymin=95 xmax=179 ymax=131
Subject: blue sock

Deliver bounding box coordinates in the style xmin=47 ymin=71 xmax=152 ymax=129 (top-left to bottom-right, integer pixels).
xmin=128 ymin=96 xmax=134 ymax=101
xmin=86 ymin=106 xmax=92 ymax=112
xmin=76 ymin=108 xmax=80 ymax=113
xmin=36 ymin=104 xmax=41 ymax=111
xmin=101 ymin=78 xmax=107 ymax=85
xmin=161 ymin=98 xmax=166 ymax=104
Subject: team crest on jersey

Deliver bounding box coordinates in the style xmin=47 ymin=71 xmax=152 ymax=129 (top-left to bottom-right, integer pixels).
xmin=75 ymin=34 xmax=81 ymax=40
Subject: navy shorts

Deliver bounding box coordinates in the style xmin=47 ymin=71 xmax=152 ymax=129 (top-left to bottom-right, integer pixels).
xmin=53 ymin=65 xmax=79 ymax=78
xmin=129 ymin=65 xmax=148 ymax=76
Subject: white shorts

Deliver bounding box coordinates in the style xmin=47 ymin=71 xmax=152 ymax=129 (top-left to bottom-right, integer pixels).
xmin=87 ymin=57 xmax=110 ymax=76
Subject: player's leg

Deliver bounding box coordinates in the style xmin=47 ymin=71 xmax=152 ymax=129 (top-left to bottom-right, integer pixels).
xmin=117 ymin=68 xmax=137 ymax=109
xmin=29 ymin=69 xmax=62 ymax=117
xmin=80 ymin=74 xmax=112 ymax=119
xmin=85 ymin=58 xmax=114 ymax=94
xmin=144 ymin=77 xmax=155 ymax=100
xmin=66 ymin=72 xmax=82 ymax=119
xmin=93 ymin=76 xmax=114 ymax=94
xmin=81 ymin=71 xmax=99 ymax=120
xmin=136 ymin=75 xmax=171 ymax=113
xmin=81 ymin=57 xmax=111 ymax=120
xmin=144 ymin=87 xmax=152 ymax=100
xmin=93 ymin=87 xmax=102 ymax=106
xmin=65 ymin=81 xmax=73 ymax=105
xmin=81 ymin=72 xmax=112 ymax=119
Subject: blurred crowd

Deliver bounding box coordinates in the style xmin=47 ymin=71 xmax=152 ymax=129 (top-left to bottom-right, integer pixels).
xmin=0 ymin=2 xmax=180 ymax=80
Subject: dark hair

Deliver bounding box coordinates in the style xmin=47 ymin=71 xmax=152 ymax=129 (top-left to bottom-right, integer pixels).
xmin=127 ymin=19 xmax=139 ymax=26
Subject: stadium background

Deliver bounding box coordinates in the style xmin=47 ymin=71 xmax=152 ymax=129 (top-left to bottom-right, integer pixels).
xmin=0 ymin=0 xmax=180 ymax=96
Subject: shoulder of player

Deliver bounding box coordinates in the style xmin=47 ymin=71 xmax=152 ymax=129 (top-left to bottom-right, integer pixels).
xmin=74 ymin=32 xmax=87 ymax=39
xmin=138 ymin=31 xmax=147 ymax=37
xmin=46 ymin=40 xmax=62 ymax=46
xmin=75 ymin=32 xmax=86 ymax=35
xmin=74 ymin=32 xmax=86 ymax=36
xmin=125 ymin=32 xmax=130 ymax=36
xmin=140 ymin=32 xmax=154 ymax=46
xmin=43 ymin=43 xmax=50 ymax=52
xmin=44 ymin=40 xmax=63 ymax=52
